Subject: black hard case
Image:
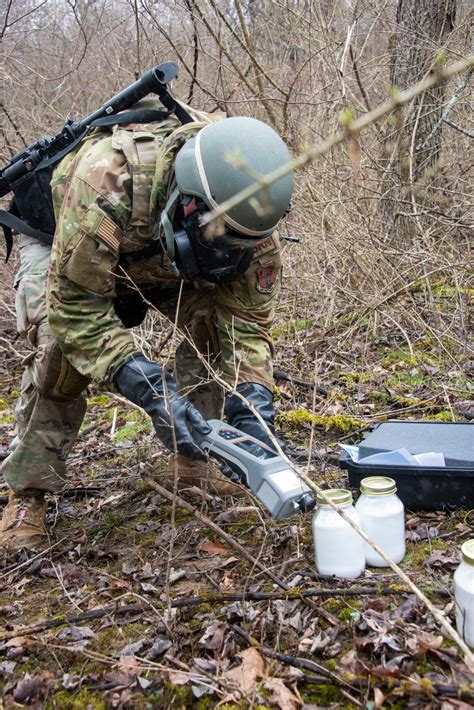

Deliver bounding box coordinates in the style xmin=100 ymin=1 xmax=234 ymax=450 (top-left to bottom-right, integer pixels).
xmin=339 ymin=420 xmax=474 ymax=511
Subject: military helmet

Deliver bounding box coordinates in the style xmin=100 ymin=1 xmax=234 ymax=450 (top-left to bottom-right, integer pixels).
xmin=174 ymin=117 xmax=294 ymax=237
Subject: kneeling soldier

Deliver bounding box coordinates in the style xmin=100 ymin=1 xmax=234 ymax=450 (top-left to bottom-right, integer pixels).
xmin=0 ymin=110 xmax=294 ymax=551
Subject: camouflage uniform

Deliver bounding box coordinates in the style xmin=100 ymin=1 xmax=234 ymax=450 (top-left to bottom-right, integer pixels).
xmin=2 ymin=113 xmax=282 ymax=494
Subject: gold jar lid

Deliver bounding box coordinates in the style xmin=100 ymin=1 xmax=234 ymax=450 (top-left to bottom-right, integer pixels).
xmin=360 ymin=476 xmax=397 ymax=496
xmin=317 ymin=488 xmax=353 ymax=507
xmin=461 ymin=539 xmax=474 ymax=566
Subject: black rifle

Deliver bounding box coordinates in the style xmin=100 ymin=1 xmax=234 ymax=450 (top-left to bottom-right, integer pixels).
xmin=0 ymin=61 xmax=192 ymax=259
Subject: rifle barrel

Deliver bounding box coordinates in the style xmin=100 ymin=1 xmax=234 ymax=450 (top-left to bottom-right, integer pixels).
xmin=77 ymin=62 xmax=179 ymax=131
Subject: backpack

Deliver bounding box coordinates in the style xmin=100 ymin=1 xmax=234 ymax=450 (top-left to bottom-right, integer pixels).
xmin=0 ymin=62 xmax=192 ymax=260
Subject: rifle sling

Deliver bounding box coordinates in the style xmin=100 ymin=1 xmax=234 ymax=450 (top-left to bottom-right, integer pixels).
xmin=0 ymin=209 xmax=53 ymax=260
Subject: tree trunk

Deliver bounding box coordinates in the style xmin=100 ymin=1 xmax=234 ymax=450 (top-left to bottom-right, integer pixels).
xmin=380 ymin=0 xmax=457 ymax=245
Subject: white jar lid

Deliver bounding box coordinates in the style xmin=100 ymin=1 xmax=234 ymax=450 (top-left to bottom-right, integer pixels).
xmin=461 ymin=539 xmax=474 ymax=566
xmin=317 ymin=488 xmax=353 ymax=507
xmin=360 ymin=476 xmax=397 ymax=496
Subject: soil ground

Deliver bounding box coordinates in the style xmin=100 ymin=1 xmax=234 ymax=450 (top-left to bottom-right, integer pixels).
xmin=0 ymin=252 xmax=473 ymax=709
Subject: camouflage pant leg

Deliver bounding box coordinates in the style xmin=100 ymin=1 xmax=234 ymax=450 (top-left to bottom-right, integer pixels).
xmin=1 ymin=237 xmax=87 ymax=494
xmin=160 ymin=286 xmax=225 ymax=420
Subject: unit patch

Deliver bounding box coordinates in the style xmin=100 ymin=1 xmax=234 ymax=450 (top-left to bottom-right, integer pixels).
xmin=255 ymin=263 xmax=277 ymax=293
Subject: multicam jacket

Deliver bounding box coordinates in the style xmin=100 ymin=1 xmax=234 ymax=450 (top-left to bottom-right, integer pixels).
xmin=47 ymin=109 xmax=282 ymax=390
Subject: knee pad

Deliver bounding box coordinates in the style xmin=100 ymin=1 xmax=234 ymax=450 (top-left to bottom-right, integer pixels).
xmin=33 ymin=343 xmax=90 ymax=401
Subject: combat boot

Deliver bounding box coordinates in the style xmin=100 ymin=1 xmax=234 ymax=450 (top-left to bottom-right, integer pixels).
xmin=164 ymin=455 xmax=246 ymax=497
xmin=0 ymin=491 xmax=48 ymax=551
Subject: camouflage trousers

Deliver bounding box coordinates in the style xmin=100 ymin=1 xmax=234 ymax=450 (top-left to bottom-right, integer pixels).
xmin=2 ymin=238 xmax=224 ymax=494
xmin=1 ymin=237 xmax=87 ymax=493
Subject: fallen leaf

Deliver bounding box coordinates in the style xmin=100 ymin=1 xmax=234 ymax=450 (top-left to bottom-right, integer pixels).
xmin=0 ymin=661 xmax=16 ymax=675
xmin=168 ymin=669 xmax=189 ymax=686
xmin=13 ymin=672 xmax=54 ymax=703
xmin=219 ymin=571 xmax=235 ymax=592
xmin=264 ymin=677 xmax=300 ymax=709
xmin=58 ymin=625 xmax=95 ymax=641
xmin=103 ymin=656 xmax=141 ymax=690
xmin=40 ymin=563 xmax=89 ymax=585
xmin=424 ymin=550 xmax=459 ymax=569
xmin=116 ymin=639 xmax=148 ymax=657
xmin=61 ymin=673 xmax=80 ymax=689
xmin=215 ymin=507 xmax=259 ymax=524
xmin=5 ymin=636 xmax=36 ymax=651
xmin=96 ymin=492 xmax=127 ymax=509
xmin=222 ymin=647 xmax=265 ymax=694
xmin=140 ymin=581 xmax=161 ymax=593
xmin=374 ymin=687 xmax=385 ymax=708
xmin=393 ymin=595 xmax=419 ymax=623
xmin=146 ymin=636 xmax=172 ymax=660
xmin=117 ymin=655 xmax=141 ymax=676
xmin=199 ymin=622 xmax=226 ymax=651
xmin=169 ymin=568 xmax=186 ymax=584
xmin=406 ymin=630 xmax=443 ymax=658
xmin=198 ymin=539 xmax=231 ymax=557
xmin=339 ymin=649 xmax=364 ymax=677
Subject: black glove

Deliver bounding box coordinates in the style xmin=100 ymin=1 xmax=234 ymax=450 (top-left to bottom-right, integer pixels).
xmin=114 ymin=354 xmax=211 ymax=460
xmin=224 ymin=382 xmax=279 ymax=450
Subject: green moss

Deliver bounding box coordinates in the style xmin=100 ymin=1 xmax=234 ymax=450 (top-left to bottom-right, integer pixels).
xmin=300 ymin=683 xmax=340 ymax=704
xmin=0 ymin=413 xmax=14 ymax=424
xmin=115 ymin=418 xmax=152 ymax=443
xmin=339 ymin=371 xmax=372 ymax=385
xmin=387 ymin=372 xmax=425 ymax=389
xmin=369 ymin=389 xmax=389 ymax=402
xmin=277 ymin=409 xmax=364 ymax=433
xmin=382 ymin=347 xmax=440 ymax=369
xmin=136 ymin=533 xmax=158 ymax=547
xmin=432 ymin=284 xmax=474 ymax=297
xmin=391 ymin=394 xmax=422 ymax=408
xmin=88 ymin=394 xmax=114 ymax=407
xmin=52 ymin=689 xmax=107 ymax=709
xmin=425 ymin=410 xmax=456 ymax=422
xmin=404 ymin=538 xmax=447 ymax=567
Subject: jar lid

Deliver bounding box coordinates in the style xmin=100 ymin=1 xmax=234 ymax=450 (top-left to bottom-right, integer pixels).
xmin=317 ymin=488 xmax=353 ymax=507
xmin=360 ymin=476 xmax=397 ymax=496
xmin=461 ymin=539 xmax=474 ymax=566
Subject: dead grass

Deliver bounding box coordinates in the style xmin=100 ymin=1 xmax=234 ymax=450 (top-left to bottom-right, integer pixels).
xmin=0 ymin=1 xmax=473 ymax=705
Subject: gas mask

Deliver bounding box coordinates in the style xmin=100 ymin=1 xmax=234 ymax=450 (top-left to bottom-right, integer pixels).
xmin=161 ymin=193 xmax=266 ymax=285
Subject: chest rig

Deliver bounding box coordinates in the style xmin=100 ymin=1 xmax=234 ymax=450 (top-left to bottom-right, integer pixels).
xmin=111 ymin=117 xmax=213 ymax=270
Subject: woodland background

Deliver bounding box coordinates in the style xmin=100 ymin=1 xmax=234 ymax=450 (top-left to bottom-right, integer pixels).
xmin=0 ymin=1 xmax=473 ymax=708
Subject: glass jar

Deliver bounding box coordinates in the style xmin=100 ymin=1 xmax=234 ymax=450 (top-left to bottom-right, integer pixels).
xmin=355 ymin=476 xmax=405 ymax=566
xmin=313 ymin=489 xmax=365 ymax=579
xmin=454 ymin=539 xmax=474 ymax=649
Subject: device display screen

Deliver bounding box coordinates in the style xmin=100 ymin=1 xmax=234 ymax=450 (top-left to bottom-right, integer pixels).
xmin=233 ymin=439 xmax=277 ymax=459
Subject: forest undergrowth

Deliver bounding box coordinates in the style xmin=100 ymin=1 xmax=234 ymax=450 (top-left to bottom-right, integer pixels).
xmin=0 ymin=232 xmax=472 ymax=708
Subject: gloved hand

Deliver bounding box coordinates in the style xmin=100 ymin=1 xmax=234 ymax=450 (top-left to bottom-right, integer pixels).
xmin=224 ymin=382 xmax=280 ymax=451
xmin=114 ymin=354 xmax=211 ymax=460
